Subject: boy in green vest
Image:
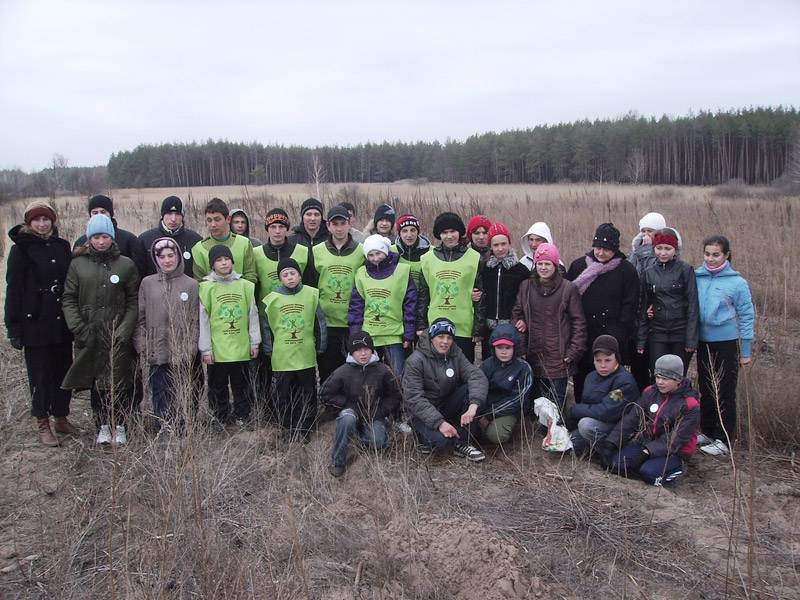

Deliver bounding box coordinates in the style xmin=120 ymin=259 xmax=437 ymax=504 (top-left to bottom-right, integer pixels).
xmin=262 ymin=257 xmax=327 ymax=442
xmin=192 ymin=198 xmax=257 ymax=284
xmin=199 ymin=245 xmax=261 ymax=431
xmin=305 ymin=204 xmax=364 ymax=384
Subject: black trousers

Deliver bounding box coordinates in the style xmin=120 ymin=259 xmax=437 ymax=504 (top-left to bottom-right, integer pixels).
xmin=697 ymin=340 xmax=740 ymax=442
xmin=272 ymin=367 xmax=317 ymax=432
xmin=90 ymin=385 xmax=133 ymax=427
xmin=454 ymin=336 xmax=475 ymax=364
xmin=317 ymin=327 xmax=348 ymax=384
xmin=648 ymin=340 xmax=693 ymax=380
xmin=25 ymin=343 xmax=73 ymax=418
xmin=207 ymin=360 xmax=252 ymax=422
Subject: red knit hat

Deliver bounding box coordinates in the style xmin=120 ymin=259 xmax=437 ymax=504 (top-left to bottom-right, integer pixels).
xmin=396 ymin=214 xmax=421 ymax=234
xmin=24 ymin=201 xmax=57 ymax=226
xmin=467 ymin=215 xmax=492 ymax=239
xmin=487 ymin=222 xmax=511 ymax=244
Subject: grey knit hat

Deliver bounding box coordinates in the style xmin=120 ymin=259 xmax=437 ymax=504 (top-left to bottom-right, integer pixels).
xmin=654 ymin=354 xmax=684 ymax=381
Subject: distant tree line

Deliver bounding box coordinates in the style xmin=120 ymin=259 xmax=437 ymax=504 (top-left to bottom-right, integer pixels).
xmin=1 ymin=107 xmax=797 ymax=203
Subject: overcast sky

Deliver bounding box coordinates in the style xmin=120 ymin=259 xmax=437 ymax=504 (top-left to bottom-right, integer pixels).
xmin=1 ymin=0 xmax=798 ymax=171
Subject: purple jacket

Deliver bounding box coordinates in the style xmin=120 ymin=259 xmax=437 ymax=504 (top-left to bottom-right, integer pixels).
xmin=348 ymin=251 xmax=418 ymax=342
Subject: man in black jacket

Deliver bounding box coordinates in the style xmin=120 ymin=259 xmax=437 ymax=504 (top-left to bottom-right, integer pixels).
xmin=132 ymin=196 xmax=203 ymax=277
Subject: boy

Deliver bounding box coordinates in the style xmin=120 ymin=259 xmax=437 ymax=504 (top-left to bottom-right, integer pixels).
xmin=321 ymin=331 xmax=402 ymax=477
xmin=563 ymin=335 xmax=640 ymax=455
xmin=192 ymin=198 xmax=257 ymax=284
xmin=477 ymin=323 xmax=533 ymax=445
xmin=403 ymin=318 xmax=488 ymax=461
xmin=198 ymin=245 xmax=261 ymax=430
xmin=288 ymin=197 xmax=328 ymax=247
xmin=594 ymin=354 xmax=700 ymax=487
xmin=262 ymin=258 xmax=327 ymax=442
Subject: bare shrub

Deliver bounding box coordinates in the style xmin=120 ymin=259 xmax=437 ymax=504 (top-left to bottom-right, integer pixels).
xmin=711 ymin=179 xmax=753 ymax=198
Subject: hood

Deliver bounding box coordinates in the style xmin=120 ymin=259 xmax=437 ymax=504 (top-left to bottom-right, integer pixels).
xmin=230 ymin=208 xmax=252 ymax=238
xmin=489 ymin=322 xmax=520 ymax=348
xmin=417 ymin=329 xmax=458 ymax=359
xmin=520 ymin=222 xmax=554 ymax=260
xmin=632 ymin=229 xmax=683 ymax=253
xmin=8 ymin=223 xmax=61 ymax=245
xmin=150 ymin=237 xmax=186 ymax=279
xmin=345 ymin=352 xmax=380 ymax=366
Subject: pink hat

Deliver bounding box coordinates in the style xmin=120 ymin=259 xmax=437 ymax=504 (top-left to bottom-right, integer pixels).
xmin=534 ymin=242 xmax=560 ymax=265
xmin=487 ymin=222 xmax=511 ymax=244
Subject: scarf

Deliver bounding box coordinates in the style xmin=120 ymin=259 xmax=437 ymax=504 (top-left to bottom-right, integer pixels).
xmin=485 ymin=248 xmax=520 ymax=269
xmin=573 ymin=256 xmax=621 ymax=295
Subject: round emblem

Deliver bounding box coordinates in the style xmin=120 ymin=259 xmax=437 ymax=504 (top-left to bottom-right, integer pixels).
xmin=445 ymin=368 xmax=455 ymax=378
xmin=109 ymin=274 xmax=120 ymax=284
xmin=649 ymin=403 xmax=659 ymax=413
xmin=183 ymin=251 xmax=191 ymax=260
xmin=180 ymin=292 xmax=189 ymax=301
xmin=508 ymin=375 xmax=514 ymax=381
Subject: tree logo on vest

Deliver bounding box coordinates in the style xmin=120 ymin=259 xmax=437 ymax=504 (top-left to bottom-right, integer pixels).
xmin=217 ymin=303 xmax=244 ymax=332
xmin=434 ymin=269 xmax=462 ymax=310
xmin=366 ymin=288 xmax=391 ymax=326
xmin=326 ymin=265 xmax=354 ymax=304
xmin=278 ymin=303 xmax=306 ymax=344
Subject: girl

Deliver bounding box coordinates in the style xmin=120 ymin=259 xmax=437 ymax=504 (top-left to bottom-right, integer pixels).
xmin=513 ymin=243 xmax=587 ymax=415
xmin=134 ymin=238 xmax=199 ymax=432
xmin=467 ymin=214 xmax=492 ymax=261
xmin=636 ymin=228 xmax=698 ymax=379
xmin=416 ymin=212 xmax=485 ymax=364
xmin=5 ymin=201 xmax=81 ymax=446
xmin=348 ymin=234 xmax=417 ymax=377
xmin=480 ymin=222 xmax=529 ymax=361
xmin=62 ymin=214 xmax=140 ymax=445
xmin=694 ymin=235 xmax=754 ymax=456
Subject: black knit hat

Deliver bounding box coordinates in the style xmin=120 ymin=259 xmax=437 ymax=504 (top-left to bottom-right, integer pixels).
xmin=348 ymin=331 xmax=375 ymax=353
xmin=264 ymin=208 xmax=290 ymax=230
xmin=277 ymin=257 xmax=301 ymax=278
xmin=161 ymin=195 xmax=184 ymax=217
xmin=301 ymin=197 xmax=324 ymax=217
xmin=88 ymin=195 xmax=114 ymax=217
xmin=373 ymin=204 xmax=396 ymax=228
xmin=433 ymin=212 xmax=466 ymax=239
xmin=208 ymin=244 xmax=234 ymax=266
xmin=592 ymin=223 xmax=621 ymax=251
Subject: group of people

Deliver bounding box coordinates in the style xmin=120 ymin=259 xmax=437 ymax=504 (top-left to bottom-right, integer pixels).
xmin=5 ymin=194 xmax=754 ymax=486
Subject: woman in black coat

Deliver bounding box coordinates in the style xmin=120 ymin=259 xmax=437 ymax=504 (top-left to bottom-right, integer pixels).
xmin=4 ymin=201 xmax=82 ymax=446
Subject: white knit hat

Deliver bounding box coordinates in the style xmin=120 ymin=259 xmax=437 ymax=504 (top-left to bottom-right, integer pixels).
xmin=639 ymin=212 xmax=666 ymax=232
xmin=363 ymin=234 xmax=392 ymax=258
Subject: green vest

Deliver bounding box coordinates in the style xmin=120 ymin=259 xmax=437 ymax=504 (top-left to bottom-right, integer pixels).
xmin=354 ymin=262 xmax=411 ymax=347
xmin=392 ymin=243 xmax=425 ymax=287
xmin=192 ymin=234 xmax=252 ymax=281
xmin=253 ymin=244 xmax=309 ymax=306
xmin=263 ymin=285 xmax=320 ymax=372
xmin=312 ymin=243 xmax=364 ymax=327
xmin=420 ymin=248 xmax=479 ymax=337
xmin=199 ymin=277 xmax=255 ymax=363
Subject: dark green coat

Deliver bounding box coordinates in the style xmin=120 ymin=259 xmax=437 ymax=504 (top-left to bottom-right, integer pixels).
xmin=61 ymin=243 xmax=140 ymax=391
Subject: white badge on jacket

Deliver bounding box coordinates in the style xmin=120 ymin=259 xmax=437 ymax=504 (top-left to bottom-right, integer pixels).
xmin=183 ymin=251 xmax=191 ymax=260
xmin=649 ymin=403 xmax=659 ymax=413
xmin=446 ymin=368 xmax=454 ymax=378
xmin=180 ymin=292 xmax=189 ymax=301
xmin=110 ymin=274 xmax=120 ymax=284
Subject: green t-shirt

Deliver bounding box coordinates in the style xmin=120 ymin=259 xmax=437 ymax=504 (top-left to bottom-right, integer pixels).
xmin=253 ymin=244 xmax=309 ymax=306
xmin=199 ymin=277 xmax=255 ymax=363
xmin=420 ymin=247 xmax=479 ymax=337
xmin=263 ymin=285 xmax=320 ymax=372
xmin=192 ymin=234 xmax=257 ymax=284
xmin=354 ymin=262 xmax=411 ymax=347
xmin=312 ymin=243 xmax=364 ymax=327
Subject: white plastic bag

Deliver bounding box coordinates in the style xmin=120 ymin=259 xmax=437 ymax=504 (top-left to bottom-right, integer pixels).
xmin=533 ymin=396 xmax=573 ymax=452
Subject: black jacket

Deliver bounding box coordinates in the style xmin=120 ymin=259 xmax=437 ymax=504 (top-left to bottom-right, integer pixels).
xmin=637 ymin=257 xmax=699 ymax=349
xmin=481 ymin=249 xmax=529 ymax=325
xmin=133 ymin=223 xmax=203 ymax=278
xmin=5 ymin=225 xmax=73 ymax=346
xmin=73 ymin=218 xmax=138 ymax=259
xmin=319 ymin=353 xmax=401 ymax=421
xmin=287 ymin=222 xmax=329 ymax=248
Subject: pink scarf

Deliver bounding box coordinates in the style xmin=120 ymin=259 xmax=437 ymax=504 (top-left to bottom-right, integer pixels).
xmin=573 ymin=256 xmax=622 ymax=295
xmin=704 ymin=260 xmax=728 ymax=275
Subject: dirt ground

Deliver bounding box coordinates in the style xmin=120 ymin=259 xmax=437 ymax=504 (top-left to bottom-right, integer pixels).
xmin=0 ymin=350 xmax=797 ymax=600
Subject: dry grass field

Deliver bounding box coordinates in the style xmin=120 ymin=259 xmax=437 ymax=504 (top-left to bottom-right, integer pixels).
xmin=0 ymin=183 xmax=798 ymax=599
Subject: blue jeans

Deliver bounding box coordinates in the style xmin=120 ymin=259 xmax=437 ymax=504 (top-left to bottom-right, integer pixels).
xmin=330 ymin=409 xmax=388 ymax=466
xmin=378 ymin=343 xmax=405 ymax=379
xmin=570 ymin=417 xmax=614 ymax=455
xmin=609 ymin=442 xmax=685 ymax=486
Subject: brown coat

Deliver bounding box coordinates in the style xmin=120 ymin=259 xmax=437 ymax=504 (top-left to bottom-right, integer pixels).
xmin=512 ymin=273 xmax=587 ymax=379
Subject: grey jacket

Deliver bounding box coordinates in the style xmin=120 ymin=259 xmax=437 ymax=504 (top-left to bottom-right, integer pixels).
xmin=134 ymin=239 xmax=199 ymax=366
xmin=402 ymin=330 xmax=488 ymax=430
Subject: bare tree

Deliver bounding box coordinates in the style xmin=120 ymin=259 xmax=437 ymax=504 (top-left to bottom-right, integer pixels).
xmin=49 ymin=153 xmax=69 ymax=199
xmin=309 ymin=151 xmax=327 ymax=200
xmin=625 ymin=147 xmax=646 ymax=184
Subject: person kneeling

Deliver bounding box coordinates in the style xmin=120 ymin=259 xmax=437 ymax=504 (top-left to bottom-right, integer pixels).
xmin=402 ymin=318 xmax=488 ymax=461
xmin=594 ymin=354 xmax=700 ymax=487
xmin=477 ymin=323 xmax=533 ymax=445
xmin=321 ymin=331 xmax=401 ymax=477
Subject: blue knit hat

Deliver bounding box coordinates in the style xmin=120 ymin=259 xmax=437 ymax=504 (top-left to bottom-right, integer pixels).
xmin=86 ymin=214 xmax=115 ymax=239
xmin=429 ymin=318 xmax=456 ymax=339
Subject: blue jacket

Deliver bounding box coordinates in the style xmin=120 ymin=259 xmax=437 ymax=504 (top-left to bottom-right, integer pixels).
xmin=695 ymin=263 xmax=754 ymax=357
xmin=570 ymin=365 xmax=640 ymax=424
xmin=479 ymin=324 xmax=533 ymax=418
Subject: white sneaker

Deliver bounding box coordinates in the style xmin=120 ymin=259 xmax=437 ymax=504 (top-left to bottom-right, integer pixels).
xmin=392 ymin=421 xmax=413 ymax=435
xmin=96 ymin=425 xmax=112 ymax=445
xmin=114 ymin=425 xmax=127 ymax=446
xmin=700 ymin=439 xmax=729 ymax=456
xmin=453 ymin=442 xmax=485 ymax=462
xmin=696 ymin=432 xmax=714 ymax=445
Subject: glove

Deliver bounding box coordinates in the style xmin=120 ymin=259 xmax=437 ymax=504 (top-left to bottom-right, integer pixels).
xmin=9 ymin=337 xmax=23 ymax=350
xmin=626 ymin=449 xmax=650 ymax=473
xmin=592 ymin=439 xmax=616 ymax=469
